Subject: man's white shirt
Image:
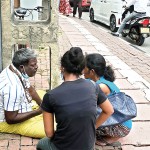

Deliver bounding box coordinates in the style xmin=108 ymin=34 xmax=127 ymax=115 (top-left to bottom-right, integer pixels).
xmin=126 ymin=0 xmax=148 ymax=13
xmin=0 ymin=65 xmax=32 ymax=122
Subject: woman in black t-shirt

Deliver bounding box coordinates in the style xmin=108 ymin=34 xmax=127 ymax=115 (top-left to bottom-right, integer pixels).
xmin=37 ymin=47 xmax=114 ymax=150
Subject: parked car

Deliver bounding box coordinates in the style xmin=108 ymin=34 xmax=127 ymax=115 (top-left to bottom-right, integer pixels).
xmin=69 ymin=0 xmax=91 ymax=11
xmin=89 ymin=0 xmax=124 ymax=32
xmin=89 ymin=0 xmax=150 ymax=32
xmin=82 ymin=0 xmax=91 ymax=11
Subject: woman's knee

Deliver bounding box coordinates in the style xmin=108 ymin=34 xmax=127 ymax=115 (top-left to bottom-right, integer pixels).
xmin=37 ymin=137 xmax=50 ymax=150
xmin=36 ymin=137 xmax=58 ymax=150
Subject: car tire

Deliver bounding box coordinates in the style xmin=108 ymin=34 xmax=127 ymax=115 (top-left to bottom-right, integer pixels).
xmin=110 ymin=15 xmax=118 ymax=32
xmin=90 ymin=9 xmax=94 ymax=22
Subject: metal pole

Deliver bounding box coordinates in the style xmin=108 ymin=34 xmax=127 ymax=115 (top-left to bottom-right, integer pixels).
xmin=49 ymin=46 xmax=51 ymax=90
xmin=0 ymin=1 xmax=2 ymax=72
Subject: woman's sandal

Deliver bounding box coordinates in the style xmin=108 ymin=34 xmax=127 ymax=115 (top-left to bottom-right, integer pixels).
xmin=96 ymin=137 xmax=122 ymax=150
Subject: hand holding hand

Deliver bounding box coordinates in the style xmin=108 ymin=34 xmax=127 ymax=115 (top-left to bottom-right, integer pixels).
xmin=36 ymin=107 xmax=42 ymax=115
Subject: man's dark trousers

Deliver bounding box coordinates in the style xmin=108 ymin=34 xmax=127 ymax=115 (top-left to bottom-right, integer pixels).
xmin=73 ymin=0 xmax=82 ymax=18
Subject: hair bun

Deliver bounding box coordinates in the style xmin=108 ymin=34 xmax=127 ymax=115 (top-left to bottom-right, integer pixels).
xmin=61 ymin=47 xmax=85 ymax=75
xmin=69 ymin=47 xmax=84 ymax=65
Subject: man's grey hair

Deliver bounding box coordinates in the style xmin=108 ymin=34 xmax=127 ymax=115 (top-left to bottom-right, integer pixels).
xmin=12 ymin=48 xmax=37 ymax=68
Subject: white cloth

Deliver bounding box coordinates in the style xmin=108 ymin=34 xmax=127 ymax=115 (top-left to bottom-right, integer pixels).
xmin=126 ymin=0 xmax=148 ymax=13
xmin=0 ymin=65 xmax=32 ymax=122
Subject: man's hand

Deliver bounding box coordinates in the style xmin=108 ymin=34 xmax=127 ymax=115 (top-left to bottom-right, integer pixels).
xmin=36 ymin=107 xmax=42 ymax=115
xmin=29 ymin=86 xmax=42 ymax=106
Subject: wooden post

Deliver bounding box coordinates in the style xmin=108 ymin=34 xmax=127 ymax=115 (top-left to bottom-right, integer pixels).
xmin=14 ymin=0 xmax=20 ymax=8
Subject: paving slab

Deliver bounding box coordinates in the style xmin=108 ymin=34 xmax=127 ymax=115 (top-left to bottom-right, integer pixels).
xmin=8 ymin=139 xmax=20 ymax=149
xmin=0 ymin=140 xmax=8 ymax=147
xmin=134 ymin=104 xmax=150 ymax=120
xmin=20 ymin=146 xmax=36 ymax=150
xmin=0 ymin=133 xmax=39 ymax=150
xmin=95 ymin=145 xmax=119 ymax=150
xmin=115 ymin=79 xmax=138 ymax=90
xmin=59 ymin=24 xmax=79 ymax=32
xmin=97 ymin=51 xmax=113 ymax=56
xmin=65 ymin=31 xmax=82 ymax=35
xmin=71 ymin=41 xmax=92 ymax=46
xmin=144 ymin=89 xmax=150 ymax=101
xmin=119 ymin=122 xmax=150 ymax=145
xmin=67 ymin=34 xmax=86 ymax=41
xmin=0 ymin=147 xmax=7 ymax=150
xmin=114 ymin=70 xmax=126 ymax=79
xmin=105 ymin=56 xmax=131 ymax=70
xmin=69 ymin=38 xmax=90 ymax=44
xmin=121 ymin=89 xmax=148 ymax=103
xmin=122 ymin=145 xmax=150 ymax=150
xmin=20 ymin=136 xmax=32 ymax=146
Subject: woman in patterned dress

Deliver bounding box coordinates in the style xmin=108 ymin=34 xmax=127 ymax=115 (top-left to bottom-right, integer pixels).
xmin=59 ymin=0 xmax=72 ymax=16
xmin=84 ymin=53 xmax=132 ymax=146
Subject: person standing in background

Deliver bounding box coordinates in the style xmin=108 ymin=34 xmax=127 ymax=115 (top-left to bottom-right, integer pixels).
xmin=112 ymin=0 xmax=148 ymax=37
xmin=73 ymin=0 xmax=82 ymax=19
xmin=59 ymin=0 xmax=72 ymax=16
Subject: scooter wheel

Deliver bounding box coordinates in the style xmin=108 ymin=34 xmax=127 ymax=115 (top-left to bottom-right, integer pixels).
xmin=136 ymin=35 xmax=145 ymax=46
xmin=121 ymin=32 xmax=127 ymax=37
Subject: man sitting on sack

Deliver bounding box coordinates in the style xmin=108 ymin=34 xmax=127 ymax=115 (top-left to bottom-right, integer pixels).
xmin=0 ymin=48 xmax=45 ymax=138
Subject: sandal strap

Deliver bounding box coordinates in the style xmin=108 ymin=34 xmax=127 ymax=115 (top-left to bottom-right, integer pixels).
xmin=97 ymin=136 xmax=122 ymax=147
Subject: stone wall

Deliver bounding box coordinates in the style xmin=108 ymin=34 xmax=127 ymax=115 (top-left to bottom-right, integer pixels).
xmin=1 ymin=0 xmax=60 ymax=90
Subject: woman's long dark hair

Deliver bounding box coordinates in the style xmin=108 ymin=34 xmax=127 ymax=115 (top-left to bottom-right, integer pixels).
xmin=85 ymin=53 xmax=115 ymax=82
xmin=61 ymin=47 xmax=85 ymax=75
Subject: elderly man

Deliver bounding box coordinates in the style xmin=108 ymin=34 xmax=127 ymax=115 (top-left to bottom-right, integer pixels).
xmin=0 ymin=48 xmax=45 ymax=138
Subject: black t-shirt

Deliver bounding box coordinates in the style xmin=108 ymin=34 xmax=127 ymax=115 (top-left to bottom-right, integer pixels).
xmin=41 ymin=78 xmax=106 ymax=150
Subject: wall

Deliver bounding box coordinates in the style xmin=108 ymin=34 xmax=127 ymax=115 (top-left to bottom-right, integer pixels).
xmin=1 ymin=0 xmax=60 ymax=90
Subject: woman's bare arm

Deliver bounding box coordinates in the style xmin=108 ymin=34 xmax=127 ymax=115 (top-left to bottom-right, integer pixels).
xmin=43 ymin=111 xmax=55 ymax=138
xmin=96 ymin=99 xmax=114 ymax=129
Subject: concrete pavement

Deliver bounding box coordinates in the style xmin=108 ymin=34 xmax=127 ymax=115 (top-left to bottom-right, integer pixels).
xmin=0 ymin=14 xmax=150 ymax=149
xmin=59 ymin=15 xmax=150 ymax=150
